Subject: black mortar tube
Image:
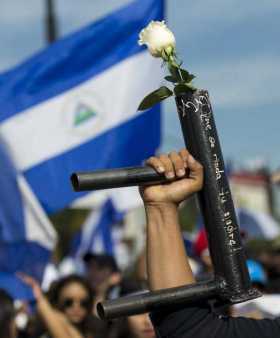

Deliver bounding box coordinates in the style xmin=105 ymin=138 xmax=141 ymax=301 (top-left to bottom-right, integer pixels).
xmin=97 ymin=280 xmax=220 ymax=320
xmin=71 ymin=166 xmax=165 ymax=191
xmin=175 ymin=90 xmax=257 ymax=302
xmin=71 ymin=90 xmax=261 ymax=320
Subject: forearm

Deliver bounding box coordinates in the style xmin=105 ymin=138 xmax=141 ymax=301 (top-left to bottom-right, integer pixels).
xmin=36 ymin=295 xmax=82 ymax=338
xmin=145 ymin=202 xmax=195 ymax=291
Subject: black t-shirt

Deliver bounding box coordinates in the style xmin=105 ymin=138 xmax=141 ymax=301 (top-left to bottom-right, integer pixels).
xmin=150 ymin=301 xmax=280 ymax=338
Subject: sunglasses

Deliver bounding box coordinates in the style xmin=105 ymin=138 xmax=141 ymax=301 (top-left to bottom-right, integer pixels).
xmin=61 ymin=297 xmax=91 ymax=310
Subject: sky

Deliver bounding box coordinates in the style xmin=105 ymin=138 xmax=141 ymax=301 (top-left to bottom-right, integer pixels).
xmin=1 ymin=0 xmax=279 ymax=170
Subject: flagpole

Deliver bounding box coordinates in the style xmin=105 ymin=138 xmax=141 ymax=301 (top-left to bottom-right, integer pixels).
xmin=45 ymin=0 xmax=58 ymax=43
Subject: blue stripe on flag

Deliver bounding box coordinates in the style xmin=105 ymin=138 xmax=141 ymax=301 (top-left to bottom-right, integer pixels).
xmin=0 ymin=141 xmax=25 ymax=241
xmin=0 ymin=241 xmax=51 ymax=300
xmin=24 ymin=105 xmax=161 ymax=213
xmin=0 ymin=140 xmax=56 ymax=300
xmin=0 ymin=241 xmax=50 ymax=274
xmin=0 ymin=0 xmax=164 ymax=123
xmin=0 ymin=273 xmax=34 ymax=300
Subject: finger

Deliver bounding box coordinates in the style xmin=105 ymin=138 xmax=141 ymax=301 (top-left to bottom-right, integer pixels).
xmin=186 ymin=154 xmax=203 ymax=189
xmin=146 ymin=156 xmax=165 ymax=174
xmin=159 ymin=154 xmax=175 ymax=179
xmin=16 ymin=272 xmax=28 ymax=281
xmin=169 ymin=151 xmax=185 ymax=177
xmin=179 ymin=149 xmax=190 ymax=168
xmin=17 ymin=273 xmax=36 ymax=287
xmin=17 ymin=274 xmax=32 ymax=285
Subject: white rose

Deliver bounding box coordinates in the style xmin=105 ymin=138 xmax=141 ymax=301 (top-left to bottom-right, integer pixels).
xmin=138 ymin=20 xmax=175 ymax=58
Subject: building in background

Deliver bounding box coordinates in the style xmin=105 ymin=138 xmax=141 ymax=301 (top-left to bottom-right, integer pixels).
xmin=230 ymin=172 xmax=272 ymax=215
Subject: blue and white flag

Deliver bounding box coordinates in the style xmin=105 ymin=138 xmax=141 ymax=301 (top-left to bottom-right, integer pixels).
xmin=76 ymin=198 xmax=124 ymax=258
xmin=0 ymin=0 xmax=164 ymax=214
xmin=0 ymin=140 xmax=57 ymax=300
xmin=72 ymin=198 xmax=129 ymax=268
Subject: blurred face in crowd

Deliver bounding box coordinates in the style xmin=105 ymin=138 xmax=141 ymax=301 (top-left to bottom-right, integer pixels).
xmin=127 ymin=313 xmax=155 ymax=338
xmin=86 ymin=260 xmax=113 ymax=289
xmin=58 ymin=282 xmax=90 ymax=324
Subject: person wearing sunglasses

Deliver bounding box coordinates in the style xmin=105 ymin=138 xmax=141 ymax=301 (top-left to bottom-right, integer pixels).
xmin=21 ymin=274 xmax=98 ymax=338
xmin=141 ymin=149 xmax=280 ymax=338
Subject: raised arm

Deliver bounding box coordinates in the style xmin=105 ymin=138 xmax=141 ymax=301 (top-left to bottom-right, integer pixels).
xmin=140 ymin=149 xmax=203 ymax=290
xmin=141 ymin=150 xmax=280 ymax=338
xmin=19 ymin=274 xmax=83 ymax=338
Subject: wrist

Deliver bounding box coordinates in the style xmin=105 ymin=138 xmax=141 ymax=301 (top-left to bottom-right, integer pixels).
xmin=144 ymin=202 xmax=179 ymax=228
xmin=144 ymin=201 xmax=178 ymax=211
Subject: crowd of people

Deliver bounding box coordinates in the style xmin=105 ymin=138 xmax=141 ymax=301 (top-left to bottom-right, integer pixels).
xmin=0 ymin=252 xmax=155 ymax=338
xmin=1 ymin=149 xmax=280 ymax=338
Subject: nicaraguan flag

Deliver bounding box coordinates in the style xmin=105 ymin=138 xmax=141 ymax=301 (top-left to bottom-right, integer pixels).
xmin=0 ymin=0 xmax=164 ymax=214
xmin=73 ymin=198 xmax=129 ymax=267
xmin=0 ymin=140 xmax=57 ymax=300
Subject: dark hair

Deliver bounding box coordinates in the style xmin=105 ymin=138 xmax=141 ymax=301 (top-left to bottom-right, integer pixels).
xmin=0 ymin=289 xmax=15 ymax=338
xmin=47 ymin=274 xmax=95 ymax=335
xmin=83 ymin=253 xmax=119 ymax=272
xmin=119 ymin=278 xmax=149 ymax=297
xmin=108 ymin=279 xmax=149 ymax=338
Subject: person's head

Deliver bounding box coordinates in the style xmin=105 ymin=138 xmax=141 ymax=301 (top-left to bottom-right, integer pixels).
xmin=110 ymin=279 xmax=155 ymax=338
xmin=48 ymin=274 xmax=94 ymax=327
xmin=126 ymin=313 xmax=155 ymax=338
xmin=0 ymin=289 xmax=16 ymax=338
xmin=83 ymin=253 xmax=119 ymax=290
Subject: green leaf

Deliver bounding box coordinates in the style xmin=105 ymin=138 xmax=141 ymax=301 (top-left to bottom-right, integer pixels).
xmin=179 ymin=69 xmax=196 ymax=83
xmin=167 ymin=64 xmax=196 ymax=84
xmin=138 ymin=86 xmax=173 ymax=111
xmin=174 ymin=83 xmax=196 ymax=96
xmin=164 ymin=75 xmax=178 ymax=83
xmin=168 ymin=64 xmax=182 ymax=82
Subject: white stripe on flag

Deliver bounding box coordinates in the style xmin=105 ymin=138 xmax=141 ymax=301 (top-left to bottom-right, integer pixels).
xmin=71 ymin=186 xmax=143 ymax=211
xmin=76 ymin=208 xmax=101 ymax=257
xmin=17 ymin=175 xmax=57 ymax=250
xmin=0 ymin=52 xmax=163 ymax=171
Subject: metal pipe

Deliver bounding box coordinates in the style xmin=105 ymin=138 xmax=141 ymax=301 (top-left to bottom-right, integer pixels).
xmin=175 ymin=90 xmax=259 ymax=302
xmin=97 ymin=280 xmax=220 ymax=320
xmin=71 ymin=167 xmax=165 ymax=191
xmin=71 ymin=89 xmax=261 ymax=320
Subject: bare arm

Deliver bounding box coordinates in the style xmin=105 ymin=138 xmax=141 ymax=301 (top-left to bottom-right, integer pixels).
xmin=140 ymin=149 xmax=203 ymax=291
xmin=143 ymin=150 xmax=280 ymax=338
xmin=36 ymin=295 xmax=83 ymax=338
xmin=19 ymin=274 xmax=83 ymax=338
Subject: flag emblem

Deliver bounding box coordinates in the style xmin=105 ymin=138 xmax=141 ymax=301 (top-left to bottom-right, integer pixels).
xmin=74 ymin=102 xmax=96 ymax=126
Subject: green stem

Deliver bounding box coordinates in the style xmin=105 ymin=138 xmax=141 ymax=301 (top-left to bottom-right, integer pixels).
xmin=177 ymin=66 xmax=184 ymax=83
xmin=168 ymin=55 xmax=184 ymax=83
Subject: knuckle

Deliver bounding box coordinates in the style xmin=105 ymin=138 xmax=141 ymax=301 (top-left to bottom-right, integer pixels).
xmin=180 ymin=148 xmax=188 ymax=155
xmin=169 ymin=150 xmax=178 ymax=157
xmin=169 ymin=152 xmax=182 ymax=164
xmin=159 ymin=154 xmax=168 ymax=160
